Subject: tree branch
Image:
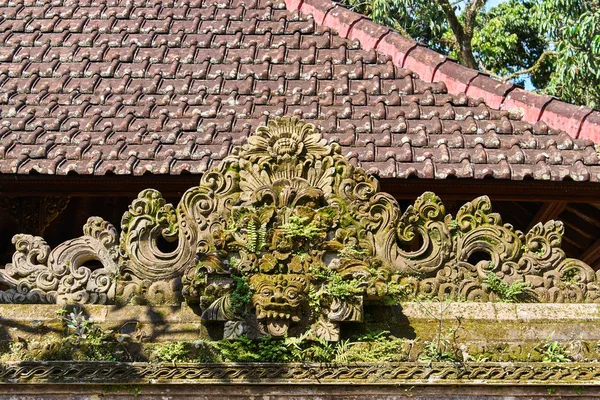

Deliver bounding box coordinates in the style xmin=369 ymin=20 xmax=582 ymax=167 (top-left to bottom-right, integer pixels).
xmin=436 ymin=0 xmax=466 ymax=41
xmin=464 ymin=0 xmax=486 ymax=37
xmin=435 ymin=0 xmax=479 ymax=68
xmin=479 ymin=51 xmax=559 ymax=82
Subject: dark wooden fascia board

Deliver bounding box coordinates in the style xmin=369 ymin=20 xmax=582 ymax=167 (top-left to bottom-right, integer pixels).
xmin=1 ymin=175 xmax=600 ymax=203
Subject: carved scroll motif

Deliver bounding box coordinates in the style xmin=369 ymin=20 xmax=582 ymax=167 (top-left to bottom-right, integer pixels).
xmin=0 ymin=217 xmax=118 ymax=304
xmin=0 ymin=117 xmax=598 ymax=339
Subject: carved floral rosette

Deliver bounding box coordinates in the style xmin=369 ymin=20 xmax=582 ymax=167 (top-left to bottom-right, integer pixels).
xmin=0 ymin=117 xmax=599 ymax=340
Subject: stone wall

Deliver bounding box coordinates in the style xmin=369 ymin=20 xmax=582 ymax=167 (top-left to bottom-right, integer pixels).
xmin=0 ymin=384 xmax=599 ymax=399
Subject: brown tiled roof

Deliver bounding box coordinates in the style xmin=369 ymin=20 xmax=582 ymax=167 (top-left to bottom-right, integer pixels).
xmin=0 ymin=0 xmax=599 ymax=181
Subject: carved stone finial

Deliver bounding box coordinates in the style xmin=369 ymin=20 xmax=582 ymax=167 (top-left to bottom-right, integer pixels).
xmin=179 ymin=116 xmax=394 ymax=340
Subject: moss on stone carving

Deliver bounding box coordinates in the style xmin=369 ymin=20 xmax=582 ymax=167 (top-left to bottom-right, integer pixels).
xmin=483 ymin=271 xmax=532 ymax=303
xmin=229 ymin=275 xmax=253 ymax=316
xmin=1 ymin=308 xmax=120 ymax=362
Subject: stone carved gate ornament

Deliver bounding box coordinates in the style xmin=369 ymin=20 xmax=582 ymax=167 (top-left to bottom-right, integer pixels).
xmin=1 ymin=117 xmax=599 ymax=340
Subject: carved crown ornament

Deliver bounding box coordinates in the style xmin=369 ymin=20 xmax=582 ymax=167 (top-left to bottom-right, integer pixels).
xmin=1 ymin=117 xmax=599 ymax=341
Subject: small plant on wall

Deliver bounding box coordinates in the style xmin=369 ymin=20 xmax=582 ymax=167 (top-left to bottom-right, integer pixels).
xmin=483 ymin=270 xmax=532 ymax=303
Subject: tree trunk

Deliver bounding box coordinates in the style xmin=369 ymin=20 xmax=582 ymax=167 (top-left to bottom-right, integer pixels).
xmin=436 ymin=0 xmax=479 ymax=69
xmin=458 ymin=37 xmax=478 ymax=69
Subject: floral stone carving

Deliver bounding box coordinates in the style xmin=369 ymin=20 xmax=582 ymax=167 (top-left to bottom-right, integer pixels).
xmin=177 ymin=117 xmax=399 ymax=340
xmin=1 ymin=117 xmax=599 ymax=339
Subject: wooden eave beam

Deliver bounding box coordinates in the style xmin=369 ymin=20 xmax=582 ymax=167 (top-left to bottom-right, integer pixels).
xmin=526 ymin=201 xmax=567 ymax=231
xmin=579 ymin=237 xmax=600 ymax=268
xmin=564 ymin=204 xmax=600 ymax=226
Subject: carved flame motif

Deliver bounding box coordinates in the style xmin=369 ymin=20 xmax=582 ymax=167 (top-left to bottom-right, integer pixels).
xmin=0 ymin=117 xmax=599 ymax=339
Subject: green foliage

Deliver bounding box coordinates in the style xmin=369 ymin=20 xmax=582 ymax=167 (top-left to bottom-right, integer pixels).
xmin=325 ymin=273 xmax=364 ymax=300
xmin=290 ymin=335 xmax=335 ymax=362
xmin=338 ymin=0 xmax=448 ymax=50
xmin=542 ymin=339 xmax=571 ymax=362
xmin=245 ymin=218 xmax=267 ymax=254
xmin=383 ymin=281 xmax=409 ymax=305
xmin=345 ymin=331 xmax=408 ymax=362
xmin=192 ymin=340 xmax=222 ymax=363
xmin=417 ymin=321 xmax=462 ymax=363
xmin=355 ymin=329 xmax=390 ymax=342
xmin=227 ymin=256 xmax=240 ymax=270
xmin=211 ymin=331 xmax=409 ymax=363
xmin=483 ymin=272 xmax=531 ymax=303
xmin=338 ymin=0 xmax=600 ymax=108
xmin=472 ymin=0 xmax=550 ymax=86
xmin=309 ymin=263 xmax=332 ymax=281
xmin=58 ymin=308 xmax=118 ymax=361
xmin=64 ymin=308 xmax=93 ymax=339
xmin=537 ymin=0 xmax=600 ymax=107
xmin=308 ymin=286 xmax=322 ymax=314
xmin=449 ymin=219 xmax=459 ymax=233
xmin=2 ymin=308 xmax=124 ymax=362
xmin=230 ymin=275 xmax=253 ymax=315
xmin=310 ymin=263 xmax=405 ymax=305
xmin=561 ymin=268 xmax=579 ymax=284
xmin=310 ymin=338 xmax=351 ymax=362
xmin=216 ymin=335 xmax=295 ymax=362
xmin=419 ymin=338 xmax=459 ymax=362
xmin=308 ymin=264 xmax=364 ymax=301
xmin=74 ymin=330 xmax=118 ymax=361
xmin=338 ymin=244 xmax=368 ymax=260
xmin=281 ymin=214 xmax=322 ymax=242
xmin=150 ymin=342 xmax=190 ymax=363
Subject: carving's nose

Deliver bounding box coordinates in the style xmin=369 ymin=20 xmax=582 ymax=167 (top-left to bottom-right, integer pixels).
xmin=271 ymin=292 xmax=285 ymax=303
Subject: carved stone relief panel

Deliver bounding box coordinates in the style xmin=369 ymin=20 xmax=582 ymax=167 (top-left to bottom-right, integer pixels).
xmin=0 ymin=117 xmax=598 ymax=341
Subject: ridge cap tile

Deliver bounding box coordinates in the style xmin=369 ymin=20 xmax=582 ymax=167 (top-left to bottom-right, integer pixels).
xmin=305 ymin=0 xmax=597 ymax=141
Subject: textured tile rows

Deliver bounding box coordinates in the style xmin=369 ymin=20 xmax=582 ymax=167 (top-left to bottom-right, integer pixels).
xmin=292 ymin=0 xmax=600 ymax=143
xmin=0 ymin=0 xmax=599 ymax=180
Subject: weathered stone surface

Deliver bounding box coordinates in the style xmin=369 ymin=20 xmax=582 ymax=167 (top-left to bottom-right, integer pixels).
xmin=3 ymin=302 xmax=600 ymax=345
xmin=2 ymin=360 xmax=600 ymax=386
xmin=0 ymin=217 xmax=118 ymax=304
xmin=0 ymin=384 xmax=598 ymax=399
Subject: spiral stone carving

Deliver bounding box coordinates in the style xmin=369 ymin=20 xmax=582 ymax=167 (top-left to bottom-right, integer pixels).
xmin=0 ymin=217 xmax=118 ymax=304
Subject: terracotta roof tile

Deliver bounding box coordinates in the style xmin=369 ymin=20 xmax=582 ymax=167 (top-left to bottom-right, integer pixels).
xmin=0 ymin=0 xmax=597 ymax=181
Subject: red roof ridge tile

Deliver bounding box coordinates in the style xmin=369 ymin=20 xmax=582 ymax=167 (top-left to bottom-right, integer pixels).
xmin=286 ymin=0 xmax=600 ymax=143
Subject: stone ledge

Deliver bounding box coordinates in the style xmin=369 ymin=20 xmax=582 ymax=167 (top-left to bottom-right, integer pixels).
xmin=1 ymin=383 xmax=599 ymax=400
xmin=2 ymin=302 xmax=600 ymax=343
xmin=1 ymin=361 xmax=599 ymax=385
xmin=3 ymin=302 xmax=599 ymax=322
